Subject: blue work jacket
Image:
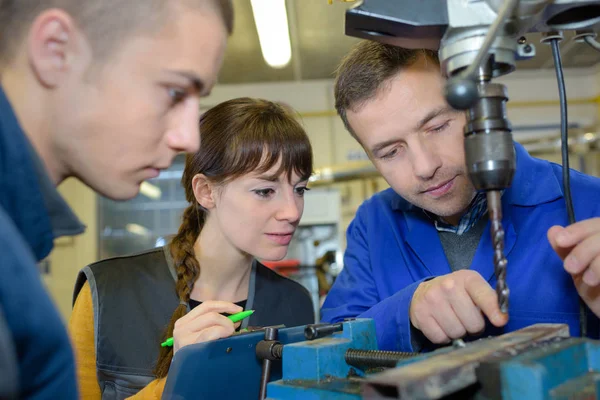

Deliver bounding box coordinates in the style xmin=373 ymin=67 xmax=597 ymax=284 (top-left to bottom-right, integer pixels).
xmin=0 ymin=86 xmax=80 ymax=398
xmin=321 ymin=142 xmax=600 ymax=352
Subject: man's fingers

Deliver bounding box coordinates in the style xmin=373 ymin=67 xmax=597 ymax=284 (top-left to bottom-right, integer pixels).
xmin=449 ymin=289 xmax=486 ymax=335
xmin=573 ymin=271 xmax=600 ymax=316
xmin=464 ymin=275 xmax=508 ymax=327
xmin=548 ymin=225 xmax=571 ymax=260
xmin=419 ymin=316 xmax=450 ymax=344
xmin=432 ymin=300 xmax=466 ymax=339
xmin=563 ymin=233 xmax=600 ymax=275
xmin=581 ymin=255 xmax=600 ymax=286
xmin=553 ymin=218 xmax=600 ymax=248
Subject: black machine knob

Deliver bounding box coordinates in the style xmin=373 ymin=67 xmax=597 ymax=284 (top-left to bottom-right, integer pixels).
xmin=304 ymin=323 xmax=344 ymax=340
xmin=445 ymin=77 xmax=479 ymax=110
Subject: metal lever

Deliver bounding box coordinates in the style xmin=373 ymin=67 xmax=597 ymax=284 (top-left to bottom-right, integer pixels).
xmin=445 ymin=0 xmax=520 ymax=110
xmin=256 ymin=327 xmax=281 ymax=400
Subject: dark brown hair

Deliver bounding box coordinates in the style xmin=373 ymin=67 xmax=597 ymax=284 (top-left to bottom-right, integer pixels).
xmin=334 ymin=40 xmax=439 ymax=139
xmin=0 ymin=0 xmax=233 ymax=65
xmin=154 ymin=97 xmax=313 ymax=377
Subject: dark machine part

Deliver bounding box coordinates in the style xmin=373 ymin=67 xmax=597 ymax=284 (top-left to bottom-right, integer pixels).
xmin=461 ymin=59 xmax=514 ymax=314
xmin=345 ymin=0 xmax=600 ymax=48
xmin=344 ymin=0 xmax=447 ymax=50
xmin=345 ymin=349 xmax=417 ymax=369
xmin=257 ymin=327 xmax=281 ymax=400
xmin=304 ymin=323 xmax=344 ymax=340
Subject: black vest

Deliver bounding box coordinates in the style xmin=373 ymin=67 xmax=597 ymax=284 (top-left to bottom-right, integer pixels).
xmin=73 ymin=246 xmax=314 ymax=400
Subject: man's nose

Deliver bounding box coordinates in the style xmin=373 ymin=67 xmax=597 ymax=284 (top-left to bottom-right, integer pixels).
xmin=412 ymin=139 xmax=442 ymax=180
xmin=166 ymin=97 xmax=200 ymax=154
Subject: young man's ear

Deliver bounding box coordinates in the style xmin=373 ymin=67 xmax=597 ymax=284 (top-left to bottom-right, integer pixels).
xmin=27 ymin=9 xmax=87 ymax=87
xmin=192 ymin=174 xmax=217 ymax=209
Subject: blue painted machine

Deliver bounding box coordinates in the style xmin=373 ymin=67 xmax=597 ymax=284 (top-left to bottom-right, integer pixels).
xmin=163 ymin=319 xmax=600 ymax=399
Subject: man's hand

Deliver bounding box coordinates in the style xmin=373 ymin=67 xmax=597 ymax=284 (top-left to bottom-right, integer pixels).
xmin=548 ymin=219 xmax=600 ymax=317
xmin=172 ymin=301 xmax=243 ymax=354
xmin=409 ymin=270 xmax=509 ymax=344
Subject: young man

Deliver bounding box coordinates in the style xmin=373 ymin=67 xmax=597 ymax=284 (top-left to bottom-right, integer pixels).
xmin=0 ymin=1 xmax=232 ymax=398
xmin=321 ymin=41 xmax=600 ymax=352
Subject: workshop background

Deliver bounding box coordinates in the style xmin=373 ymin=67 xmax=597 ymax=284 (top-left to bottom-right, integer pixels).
xmin=41 ymin=0 xmax=600 ymax=321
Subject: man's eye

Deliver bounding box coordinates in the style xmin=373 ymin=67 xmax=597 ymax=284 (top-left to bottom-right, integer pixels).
xmin=431 ymin=121 xmax=450 ymax=133
xmin=168 ymin=88 xmax=187 ymax=104
xmin=381 ymin=148 xmax=398 ymax=160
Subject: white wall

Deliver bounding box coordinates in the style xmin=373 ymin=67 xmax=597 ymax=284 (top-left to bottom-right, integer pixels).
xmin=207 ymin=65 xmax=600 ymax=168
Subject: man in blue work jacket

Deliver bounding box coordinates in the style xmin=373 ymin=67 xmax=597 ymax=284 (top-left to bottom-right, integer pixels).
xmin=0 ymin=1 xmax=232 ymax=398
xmin=321 ymin=40 xmax=600 ymax=352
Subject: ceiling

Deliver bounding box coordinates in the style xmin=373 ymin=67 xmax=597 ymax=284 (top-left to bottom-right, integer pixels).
xmin=217 ymin=1 xmax=600 ymax=85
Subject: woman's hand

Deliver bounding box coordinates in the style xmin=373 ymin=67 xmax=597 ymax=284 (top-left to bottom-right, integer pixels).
xmin=173 ymin=301 xmax=243 ymax=354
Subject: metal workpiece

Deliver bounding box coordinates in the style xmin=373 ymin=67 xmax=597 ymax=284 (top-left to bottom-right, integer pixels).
xmin=362 ymin=324 xmax=571 ymax=400
xmin=488 ymin=190 xmax=510 ymax=314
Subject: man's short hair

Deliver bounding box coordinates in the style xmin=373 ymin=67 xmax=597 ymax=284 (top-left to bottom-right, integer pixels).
xmin=0 ymin=0 xmax=233 ymax=66
xmin=334 ymin=41 xmax=439 ymax=139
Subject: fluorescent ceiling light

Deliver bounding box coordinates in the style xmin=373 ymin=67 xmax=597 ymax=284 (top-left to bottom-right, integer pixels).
xmin=251 ymin=0 xmax=292 ymax=68
xmin=126 ymin=223 xmax=151 ymax=237
xmin=140 ymin=181 xmax=162 ymax=200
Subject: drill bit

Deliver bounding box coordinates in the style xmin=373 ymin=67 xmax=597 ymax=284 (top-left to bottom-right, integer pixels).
xmin=487 ymin=190 xmax=509 ymax=314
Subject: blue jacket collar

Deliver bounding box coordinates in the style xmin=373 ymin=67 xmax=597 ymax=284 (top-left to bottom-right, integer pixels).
xmin=0 ymin=86 xmax=83 ymax=261
xmin=390 ymin=141 xmax=563 ymax=212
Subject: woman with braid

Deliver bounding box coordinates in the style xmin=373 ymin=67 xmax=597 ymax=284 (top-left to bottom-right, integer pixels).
xmin=68 ymin=97 xmax=315 ymax=400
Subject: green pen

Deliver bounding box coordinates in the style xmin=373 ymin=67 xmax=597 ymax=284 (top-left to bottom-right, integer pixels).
xmin=160 ymin=309 xmax=255 ymax=348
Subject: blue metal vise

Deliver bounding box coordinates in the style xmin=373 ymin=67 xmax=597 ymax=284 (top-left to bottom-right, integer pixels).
xmin=163 ymin=319 xmax=600 ymax=399
xmin=269 ymin=323 xmax=600 ymax=400
xmin=162 ymin=319 xmax=377 ymax=399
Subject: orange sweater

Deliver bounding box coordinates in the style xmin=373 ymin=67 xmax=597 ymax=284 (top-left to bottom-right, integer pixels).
xmin=68 ymin=282 xmax=166 ymax=399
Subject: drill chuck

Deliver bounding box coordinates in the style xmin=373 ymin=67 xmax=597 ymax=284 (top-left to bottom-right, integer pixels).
xmin=463 ymin=78 xmax=515 ymax=191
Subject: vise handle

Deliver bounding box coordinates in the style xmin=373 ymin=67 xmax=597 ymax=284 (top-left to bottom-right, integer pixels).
xmin=304 ymin=322 xmax=343 ymax=340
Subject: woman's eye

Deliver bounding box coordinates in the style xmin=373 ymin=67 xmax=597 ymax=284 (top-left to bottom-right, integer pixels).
xmin=295 ymin=187 xmax=310 ymax=196
xmin=254 ymin=189 xmax=275 ymax=198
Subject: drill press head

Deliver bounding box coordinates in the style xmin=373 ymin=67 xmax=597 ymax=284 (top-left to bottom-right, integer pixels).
xmin=345 ymin=0 xmax=600 ymax=192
